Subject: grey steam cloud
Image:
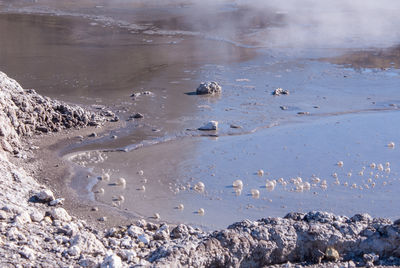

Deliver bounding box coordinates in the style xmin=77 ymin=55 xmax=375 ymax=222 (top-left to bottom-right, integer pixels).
xmin=253 ymin=0 xmax=400 ymax=48
xmin=183 ymin=0 xmax=400 ymax=48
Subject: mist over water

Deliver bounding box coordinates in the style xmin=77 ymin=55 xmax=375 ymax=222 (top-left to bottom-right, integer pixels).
xmin=2 ymin=0 xmax=400 ymax=48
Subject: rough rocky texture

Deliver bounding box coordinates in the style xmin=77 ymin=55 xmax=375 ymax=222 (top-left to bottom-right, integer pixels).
xmin=1 ymin=72 xmax=400 ymax=267
xmin=0 ymin=72 xmax=106 ymax=153
xmin=196 ymin=81 xmax=222 ymax=95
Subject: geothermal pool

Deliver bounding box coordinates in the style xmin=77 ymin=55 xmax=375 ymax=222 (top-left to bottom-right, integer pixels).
xmin=1 ymin=0 xmax=400 ymax=229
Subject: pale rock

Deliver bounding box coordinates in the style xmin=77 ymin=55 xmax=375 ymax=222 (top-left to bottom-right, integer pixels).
xmin=120 ymin=236 xmax=133 ymax=249
xmin=198 ymin=121 xmax=218 ymax=131
xmin=30 ymin=211 xmax=44 ymax=222
xmin=138 ymin=234 xmax=150 ymax=244
xmin=154 ymin=224 xmax=170 ymax=240
xmin=128 ymin=225 xmax=143 ymax=238
xmin=49 ymin=198 xmax=65 ymax=206
xmin=0 ymin=210 xmax=8 ymax=220
xmin=101 ymin=252 xmax=123 ymax=268
xmin=35 ymin=189 xmax=55 ymax=202
xmin=13 ymin=211 xmax=32 ymax=225
xmin=19 ymin=246 xmax=36 ymax=260
xmin=50 ymin=207 xmax=72 ymax=222
xmin=68 ymin=245 xmax=81 ymax=256
xmin=70 ymin=232 xmax=106 ymax=255
xmin=120 ymin=249 xmax=137 ymax=262
xmin=7 ymin=227 xmax=26 ymax=241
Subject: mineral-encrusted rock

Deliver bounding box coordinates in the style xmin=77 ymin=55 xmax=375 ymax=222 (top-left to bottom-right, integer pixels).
xmin=34 ymin=189 xmax=55 ymax=203
xmin=273 ymin=88 xmax=289 ymax=96
xmin=49 ymin=208 xmax=72 ymax=222
xmin=49 ymin=198 xmax=65 ymax=206
xmin=70 ymin=232 xmax=105 ymax=255
xmin=130 ymin=113 xmax=144 ymax=119
xmin=198 ymin=120 xmax=218 ymax=131
xmin=101 ymin=252 xmax=122 ymax=268
xmin=196 ymin=82 xmax=222 ymax=95
xmin=0 ymin=72 xmax=105 ymax=153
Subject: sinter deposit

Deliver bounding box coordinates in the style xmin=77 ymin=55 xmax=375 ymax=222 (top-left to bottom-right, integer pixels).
xmin=196 ymin=81 xmax=222 ymax=95
xmin=1 ymin=71 xmax=400 ymax=267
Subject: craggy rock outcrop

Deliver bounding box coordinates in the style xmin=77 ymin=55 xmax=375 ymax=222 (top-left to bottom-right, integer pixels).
xmin=0 ymin=72 xmax=104 ymax=153
xmin=1 ymin=72 xmax=400 ymax=267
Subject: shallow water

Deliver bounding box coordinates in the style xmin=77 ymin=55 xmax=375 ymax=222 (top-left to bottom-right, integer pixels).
xmin=1 ymin=2 xmax=400 ymax=229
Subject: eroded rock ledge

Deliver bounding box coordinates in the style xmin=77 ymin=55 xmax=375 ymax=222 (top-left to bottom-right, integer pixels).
xmin=1 ymin=71 xmax=400 ymax=267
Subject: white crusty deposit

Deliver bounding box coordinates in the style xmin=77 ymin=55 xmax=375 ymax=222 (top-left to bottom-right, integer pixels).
xmin=1 ymin=71 xmax=400 ymax=267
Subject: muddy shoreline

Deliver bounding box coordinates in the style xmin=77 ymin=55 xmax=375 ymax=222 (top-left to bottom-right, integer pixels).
xmin=1 ymin=72 xmax=400 ymax=267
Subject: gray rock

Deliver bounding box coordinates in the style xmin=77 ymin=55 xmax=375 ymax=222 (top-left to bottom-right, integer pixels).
xmin=70 ymin=232 xmax=105 ymax=255
xmin=0 ymin=210 xmax=8 ymax=220
xmin=128 ymin=225 xmax=143 ymax=238
xmin=35 ymin=189 xmax=55 ymax=203
xmin=19 ymin=246 xmax=36 ymax=260
xmin=154 ymin=224 xmax=170 ymax=240
xmin=101 ymin=252 xmax=122 ymax=268
xmin=13 ymin=212 xmax=32 ymax=225
xmin=130 ymin=113 xmax=144 ymax=119
xmin=171 ymin=224 xmax=189 ymax=239
xmin=49 ymin=198 xmax=65 ymax=206
xmin=196 ymin=82 xmax=222 ymax=95
xmin=49 ymin=208 xmax=72 ymax=222
xmin=138 ymin=234 xmax=150 ymax=244
xmin=198 ymin=121 xmax=218 ymax=131
xmin=273 ymin=88 xmax=289 ymax=96
xmin=30 ymin=211 xmax=44 ymax=222
xmin=67 ymin=245 xmax=81 ymax=256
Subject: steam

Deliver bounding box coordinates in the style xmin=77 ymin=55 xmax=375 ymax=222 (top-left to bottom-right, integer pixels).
xmin=249 ymin=0 xmax=400 ymax=48
xmin=4 ymin=0 xmax=400 ymax=48
xmin=182 ymin=0 xmax=400 ymax=48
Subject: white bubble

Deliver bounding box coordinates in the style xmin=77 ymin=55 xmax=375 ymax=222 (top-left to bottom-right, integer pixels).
xmin=194 ymin=181 xmax=205 ymax=192
xmin=232 ymin=179 xmax=243 ymax=189
xmin=116 ymin=178 xmax=126 ymax=188
xmin=197 ymin=208 xmax=205 ymax=215
xmin=251 ymin=189 xmax=260 ymax=198
xmin=377 ymin=164 xmax=384 ymax=171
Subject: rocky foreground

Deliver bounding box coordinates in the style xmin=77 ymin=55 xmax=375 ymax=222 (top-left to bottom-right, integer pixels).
xmin=1 ymin=71 xmax=400 ymax=267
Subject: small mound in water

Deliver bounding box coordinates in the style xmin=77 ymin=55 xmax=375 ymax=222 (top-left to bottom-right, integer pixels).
xmin=196 ymin=81 xmax=222 ymax=95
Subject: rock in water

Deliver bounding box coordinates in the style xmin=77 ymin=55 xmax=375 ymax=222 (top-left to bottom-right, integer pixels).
xmin=196 ymin=82 xmax=222 ymax=95
xmin=198 ymin=121 xmax=218 ymax=131
xmin=273 ymin=88 xmax=289 ymax=96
